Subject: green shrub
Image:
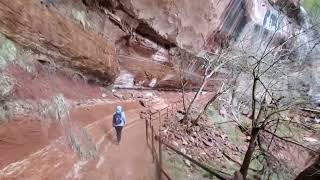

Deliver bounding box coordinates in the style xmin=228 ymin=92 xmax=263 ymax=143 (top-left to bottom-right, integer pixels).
xmin=0 ymin=34 xmax=17 ymax=70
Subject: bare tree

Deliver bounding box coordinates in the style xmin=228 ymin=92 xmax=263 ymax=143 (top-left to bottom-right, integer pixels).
xmin=172 ymin=4 xmax=320 ymax=180
xmin=230 ymin=24 xmax=320 ymax=179
xmin=194 ymin=82 xmax=226 ymax=124
xmin=184 ymin=52 xmax=224 ymax=118
xmin=177 ymin=53 xmax=190 ymax=114
xmin=173 ymin=46 xmax=241 ymax=128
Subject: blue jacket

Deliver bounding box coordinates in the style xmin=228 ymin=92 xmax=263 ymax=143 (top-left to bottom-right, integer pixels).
xmin=113 ymin=106 xmax=126 ymax=127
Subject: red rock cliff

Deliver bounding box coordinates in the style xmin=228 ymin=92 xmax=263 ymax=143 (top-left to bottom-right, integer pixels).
xmin=0 ymin=0 xmax=119 ymax=84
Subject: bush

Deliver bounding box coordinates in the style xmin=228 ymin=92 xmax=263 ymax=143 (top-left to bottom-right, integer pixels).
xmin=0 ymin=75 xmax=14 ymax=101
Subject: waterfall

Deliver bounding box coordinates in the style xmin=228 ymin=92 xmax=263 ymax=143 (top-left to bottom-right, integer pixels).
xmin=231 ymin=0 xmax=292 ymax=55
xmin=228 ymin=0 xmax=320 ymax=105
xmin=293 ymin=6 xmax=320 ymax=103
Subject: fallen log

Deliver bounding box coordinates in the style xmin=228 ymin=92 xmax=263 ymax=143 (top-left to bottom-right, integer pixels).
xmin=300 ymin=108 xmax=320 ymax=114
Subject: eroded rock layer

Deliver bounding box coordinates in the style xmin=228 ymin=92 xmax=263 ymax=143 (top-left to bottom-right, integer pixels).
xmin=0 ymin=0 xmax=119 ymax=84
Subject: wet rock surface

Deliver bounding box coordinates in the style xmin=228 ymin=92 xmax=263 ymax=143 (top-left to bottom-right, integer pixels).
xmin=0 ymin=0 xmax=119 ymax=84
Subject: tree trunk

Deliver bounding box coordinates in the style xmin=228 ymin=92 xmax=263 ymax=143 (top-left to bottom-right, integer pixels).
xmin=240 ymin=128 xmax=259 ymax=179
xmin=194 ymin=92 xmax=221 ymax=124
xmin=181 ymin=82 xmax=187 ymax=114
xmin=232 ymin=171 xmax=244 ymax=180
xmin=179 ymin=60 xmax=188 ymax=116
xmin=230 ymin=73 xmax=240 ymax=107
xmin=184 ymin=77 xmax=207 ymax=121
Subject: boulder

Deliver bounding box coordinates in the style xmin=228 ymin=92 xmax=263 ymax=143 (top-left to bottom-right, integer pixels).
xmin=184 ymin=159 xmax=191 ymax=167
xmin=172 ymin=141 xmax=179 ymax=147
xmin=181 ymin=137 xmax=188 ymax=145
xmin=113 ymin=93 xmax=123 ymax=99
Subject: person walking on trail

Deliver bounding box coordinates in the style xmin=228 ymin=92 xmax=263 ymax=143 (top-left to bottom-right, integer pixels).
xmin=113 ymin=106 xmax=126 ymax=145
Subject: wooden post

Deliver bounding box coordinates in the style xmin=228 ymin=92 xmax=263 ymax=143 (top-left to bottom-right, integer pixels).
xmin=166 ymin=107 xmax=169 ymax=119
xmin=151 ymin=126 xmax=155 ymax=162
xmin=158 ymin=135 xmax=163 ymax=180
xmin=158 ymin=110 xmax=162 ymax=132
xmin=145 ymin=118 xmax=148 ymax=144
xmin=149 ymin=114 xmax=152 ymax=128
xmin=158 ymin=110 xmax=161 ymax=121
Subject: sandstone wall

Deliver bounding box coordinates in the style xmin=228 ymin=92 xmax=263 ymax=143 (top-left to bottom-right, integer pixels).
xmin=0 ymin=0 xmax=119 ymax=84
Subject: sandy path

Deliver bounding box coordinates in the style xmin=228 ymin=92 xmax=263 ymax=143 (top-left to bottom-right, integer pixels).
xmin=78 ymin=113 xmax=156 ymax=180
xmin=0 ymin=100 xmax=157 ymax=180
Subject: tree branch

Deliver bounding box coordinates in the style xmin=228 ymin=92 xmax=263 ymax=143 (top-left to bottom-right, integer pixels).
xmin=262 ymin=129 xmax=319 ymax=154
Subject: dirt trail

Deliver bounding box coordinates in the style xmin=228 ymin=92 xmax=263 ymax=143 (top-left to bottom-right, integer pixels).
xmin=78 ymin=114 xmax=156 ymax=180
xmin=0 ymin=99 xmax=158 ymax=180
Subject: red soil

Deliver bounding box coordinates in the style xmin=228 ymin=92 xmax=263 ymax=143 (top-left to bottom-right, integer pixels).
xmin=0 ymin=100 xmax=140 ymax=169
xmin=0 ymin=99 xmax=156 ymax=180
xmin=6 ymin=64 xmax=103 ymax=101
xmin=0 ymin=116 xmax=61 ymax=169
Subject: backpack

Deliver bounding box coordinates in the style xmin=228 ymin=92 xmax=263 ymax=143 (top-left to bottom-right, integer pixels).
xmin=113 ymin=112 xmax=122 ymax=125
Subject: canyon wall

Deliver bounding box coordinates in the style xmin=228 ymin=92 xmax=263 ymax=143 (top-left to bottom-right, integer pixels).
xmin=0 ymin=0 xmax=317 ymax=93
xmin=0 ymin=0 xmax=119 ymax=84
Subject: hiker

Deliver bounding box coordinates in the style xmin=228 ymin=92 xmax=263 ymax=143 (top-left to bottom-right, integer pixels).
xmin=113 ymin=106 xmax=126 ymax=144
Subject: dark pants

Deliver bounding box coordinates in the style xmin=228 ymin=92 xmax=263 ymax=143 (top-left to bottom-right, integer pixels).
xmin=114 ymin=126 xmax=123 ymax=143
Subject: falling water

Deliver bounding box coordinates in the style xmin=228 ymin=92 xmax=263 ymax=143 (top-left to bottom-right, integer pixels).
xmin=226 ymin=0 xmax=320 ymax=105
xmin=298 ymin=6 xmax=320 ymax=104
xmin=232 ymin=0 xmax=291 ymax=54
